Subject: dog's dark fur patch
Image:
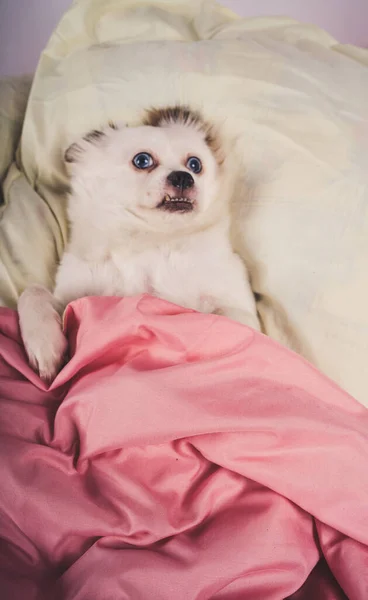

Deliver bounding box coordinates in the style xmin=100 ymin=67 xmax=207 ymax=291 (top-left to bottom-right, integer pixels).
xmin=143 ymin=105 xmax=223 ymax=165
xmin=64 ymin=143 xmax=81 ymax=163
xmin=144 ymin=106 xmax=203 ymax=130
xmin=83 ymin=129 xmax=105 ymax=143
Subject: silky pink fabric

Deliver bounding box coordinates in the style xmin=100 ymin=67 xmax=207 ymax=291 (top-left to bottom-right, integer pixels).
xmin=0 ymin=295 xmax=367 ymax=600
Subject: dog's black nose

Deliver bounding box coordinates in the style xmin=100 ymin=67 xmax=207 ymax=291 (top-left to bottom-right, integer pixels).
xmin=167 ymin=171 xmax=194 ymax=191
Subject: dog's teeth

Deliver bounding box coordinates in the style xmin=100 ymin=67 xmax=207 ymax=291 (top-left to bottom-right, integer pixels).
xmin=161 ymin=196 xmax=193 ymax=205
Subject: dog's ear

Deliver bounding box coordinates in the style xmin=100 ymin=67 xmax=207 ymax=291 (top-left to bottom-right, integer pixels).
xmin=64 ymin=129 xmax=106 ymax=164
xmin=64 ymin=122 xmax=122 ymax=164
xmin=64 ymin=142 xmax=84 ymax=164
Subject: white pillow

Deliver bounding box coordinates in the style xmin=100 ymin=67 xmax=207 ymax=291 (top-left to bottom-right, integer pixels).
xmin=4 ymin=0 xmax=368 ymax=405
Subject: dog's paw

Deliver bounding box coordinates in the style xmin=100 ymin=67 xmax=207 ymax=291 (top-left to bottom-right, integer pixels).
xmin=23 ymin=318 xmax=68 ymax=382
xmin=18 ymin=286 xmax=68 ymax=382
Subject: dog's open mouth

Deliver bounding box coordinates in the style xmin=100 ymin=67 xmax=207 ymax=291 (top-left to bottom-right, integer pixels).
xmin=157 ymin=194 xmax=194 ymax=213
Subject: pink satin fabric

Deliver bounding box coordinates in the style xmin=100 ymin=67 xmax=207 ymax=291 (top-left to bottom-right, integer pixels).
xmin=0 ymin=295 xmax=367 ymax=599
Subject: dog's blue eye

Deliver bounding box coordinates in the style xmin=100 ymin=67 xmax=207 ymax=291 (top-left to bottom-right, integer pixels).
xmin=187 ymin=156 xmax=202 ymax=174
xmin=133 ymin=152 xmax=154 ymax=169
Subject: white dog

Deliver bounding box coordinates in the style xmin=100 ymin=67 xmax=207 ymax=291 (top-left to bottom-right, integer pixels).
xmin=18 ymin=106 xmax=260 ymax=381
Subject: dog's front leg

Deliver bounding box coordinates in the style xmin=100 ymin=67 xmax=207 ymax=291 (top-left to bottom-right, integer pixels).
xmin=18 ymin=285 xmax=67 ymax=382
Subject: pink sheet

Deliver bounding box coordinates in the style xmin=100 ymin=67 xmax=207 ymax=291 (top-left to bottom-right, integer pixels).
xmin=0 ymin=295 xmax=367 ymax=600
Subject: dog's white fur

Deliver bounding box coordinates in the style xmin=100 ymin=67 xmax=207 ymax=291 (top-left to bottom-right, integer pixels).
xmin=18 ymin=107 xmax=259 ymax=381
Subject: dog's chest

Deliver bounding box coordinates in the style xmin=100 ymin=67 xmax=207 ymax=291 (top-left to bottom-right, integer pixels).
xmin=109 ymin=245 xmax=217 ymax=312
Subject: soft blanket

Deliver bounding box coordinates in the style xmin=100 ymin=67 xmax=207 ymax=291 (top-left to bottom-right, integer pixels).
xmin=0 ymin=295 xmax=367 ymax=599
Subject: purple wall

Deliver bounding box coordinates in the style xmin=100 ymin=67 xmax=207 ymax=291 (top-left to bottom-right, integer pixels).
xmin=225 ymin=0 xmax=367 ymax=47
xmin=0 ymin=0 xmax=366 ymax=78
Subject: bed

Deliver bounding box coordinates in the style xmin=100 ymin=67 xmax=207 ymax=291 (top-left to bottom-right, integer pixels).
xmin=0 ymin=1 xmax=368 ymax=598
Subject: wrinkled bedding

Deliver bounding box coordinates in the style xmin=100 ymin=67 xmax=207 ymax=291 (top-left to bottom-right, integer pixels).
xmin=1 ymin=0 xmax=368 ymax=405
xmin=0 ymin=295 xmax=367 ymax=599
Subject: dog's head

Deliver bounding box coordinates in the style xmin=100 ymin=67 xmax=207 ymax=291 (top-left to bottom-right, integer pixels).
xmin=65 ymin=106 xmax=232 ymax=235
